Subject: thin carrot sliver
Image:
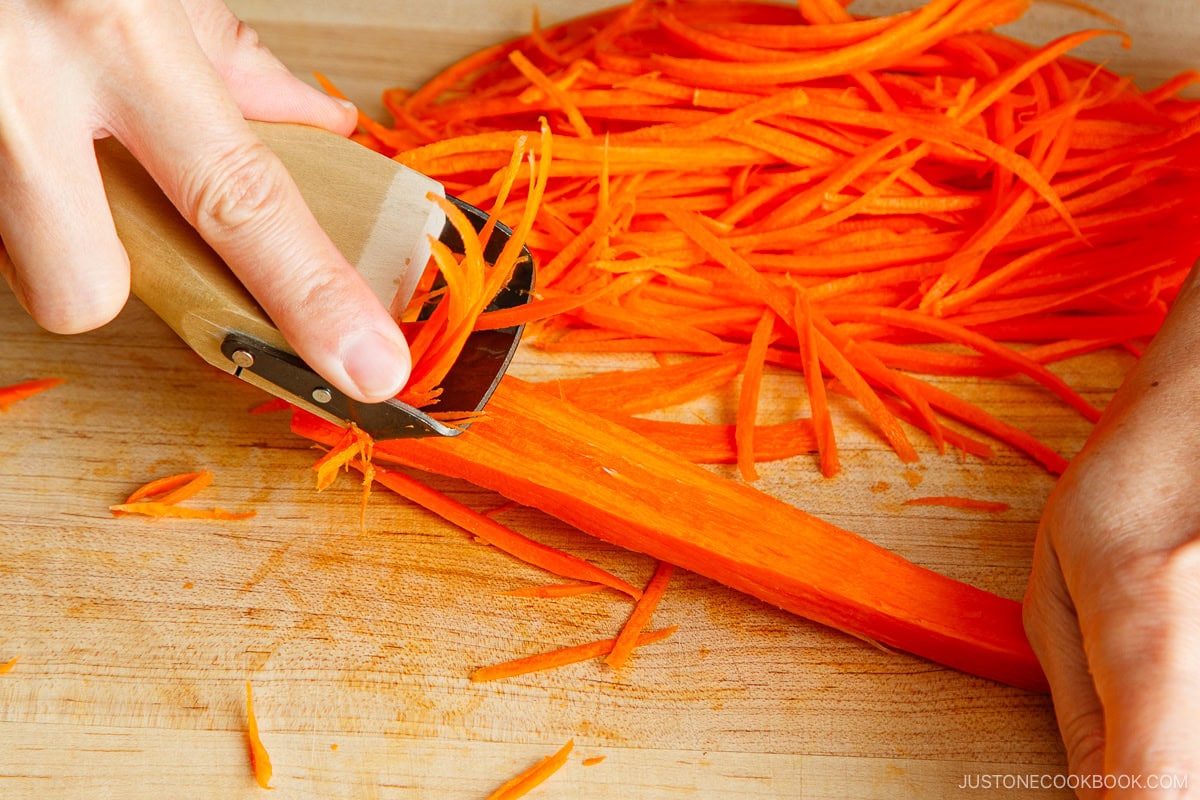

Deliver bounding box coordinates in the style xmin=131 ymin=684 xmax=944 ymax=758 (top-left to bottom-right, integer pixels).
xmin=582 ymin=756 xmax=606 ymax=767
xmin=605 ymin=561 xmax=674 ymax=670
xmin=109 ymin=503 xmax=256 ymax=521
xmin=500 ymin=583 xmax=610 ymax=598
xmin=0 ymin=377 xmax=63 ymax=411
xmin=484 ymin=739 xmax=574 ymax=800
xmin=364 ymin=465 xmax=642 ymax=600
xmin=245 ymin=681 xmax=273 ymax=790
xmin=903 ymin=496 xmax=1011 ymax=513
xmin=471 ymin=627 xmax=677 ymax=682
xmin=124 ymin=471 xmax=213 ymax=505
xmin=736 ymin=310 xmax=775 ymax=481
xmin=0 ymin=655 xmax=19 ymax=674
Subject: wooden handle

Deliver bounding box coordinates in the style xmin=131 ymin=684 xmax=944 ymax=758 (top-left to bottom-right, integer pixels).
xmin=97 ymin=122 xmax=445 ymax=373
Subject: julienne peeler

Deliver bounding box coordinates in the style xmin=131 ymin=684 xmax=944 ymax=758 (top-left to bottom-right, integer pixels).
xmin=95 ymin=122 xmax=534 ymax=440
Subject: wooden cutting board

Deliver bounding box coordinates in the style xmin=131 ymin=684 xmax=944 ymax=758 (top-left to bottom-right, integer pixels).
xmin=0 ymin=2 xmax=1191 ymax=797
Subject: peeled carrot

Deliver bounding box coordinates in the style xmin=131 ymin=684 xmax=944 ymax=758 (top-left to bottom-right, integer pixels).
xmin=472 ymin=627 xmax=677 ymax=682
xmin=0 ymin=377 xmax=63 ymax=411
xmin=245 ymin=681 xmax=273 ymax=790
xmin=485 ymin=739 xmax=574 ymax=800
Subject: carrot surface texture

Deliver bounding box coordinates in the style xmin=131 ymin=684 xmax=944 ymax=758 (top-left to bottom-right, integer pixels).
xmin=292 ymin=0 xmax=1200 ymax=690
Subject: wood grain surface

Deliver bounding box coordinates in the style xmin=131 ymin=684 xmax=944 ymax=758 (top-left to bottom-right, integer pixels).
xmin=0 ymin=1 xmax=1193 ymax=797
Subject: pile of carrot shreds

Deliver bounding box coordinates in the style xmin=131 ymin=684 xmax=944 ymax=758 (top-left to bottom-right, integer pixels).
xmin=291 ymin=0 xmax=1200 ymax=695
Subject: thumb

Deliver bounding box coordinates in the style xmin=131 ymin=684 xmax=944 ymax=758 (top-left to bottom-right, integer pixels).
xmin=180 ymin=0 xmax=357 ymax=135
xmin=1084 ymin=538 xmax=1200 ymax=799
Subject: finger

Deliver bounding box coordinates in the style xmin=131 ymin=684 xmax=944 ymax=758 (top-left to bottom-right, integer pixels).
xmin=180 ymin=0 xmax=356 ymax=136
xmin=1024 ymin=531 xmax=1108 ymax=800
xmin=0 ymin=126 xmax=129 ymax=334
xmin=102 ymin=6 xmax=408 ymax=403
xmin=1081 ymin=539 xmax=1200 ymax=799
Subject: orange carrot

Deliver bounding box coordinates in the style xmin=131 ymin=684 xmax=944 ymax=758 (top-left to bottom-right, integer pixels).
xmin=0 ymin=377 xmax=63 ymax=411
xmin=736 ymin=310 xmax=776 ymax=481
xmin=245 ymin=681 xmax=273 ymax=790
xmin=904 ymin=496 xmax=1011 ymax=513
xmin=500 ymin=583 xmax=610 ymax=598
xmin=605 ymin=562 xmax=675 ymax=670
xmin=109 ymin=503 xmax=256 ymax=521
xmin=471 ymin=627 xmax=677 ymax=682
xmin=582 ymin=756 xmax=606 ymax=767
xmin=484 ymin=739 xmax=574 ymax=800
xmin=123 ymin=471 xmax=213 ymax=505
xmin=0 ymin=654 xmax=19 ymax=674
xmin=360 ymin=464 xmax=642 ymax=600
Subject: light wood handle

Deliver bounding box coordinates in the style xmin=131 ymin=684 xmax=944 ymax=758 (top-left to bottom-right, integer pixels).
xmin=97 ymin=121 xmax=445 ymax=373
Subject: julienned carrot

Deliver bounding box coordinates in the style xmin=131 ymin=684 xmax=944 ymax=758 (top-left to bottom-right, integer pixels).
xmin=290 ymin=381 xmax=1047 ymax=691
xmin=605 ymin=562 xmax=675 ymax=669
xmin=500 ymin=583 xmax=610 ymax=598
xmin=472 ymin=627 xmax=677 ymax=682
xmin=0 ymin=654 xmax=19 ymax=674
xmin=245 ymin=681 xmax=273 ymax=790
xmin=348 ymin=461 xmax=643 ymax=600
xmin=736 ymin=310 xmax=776 ymax=481
xmin=109 ymin=503 xmax=256 ymax=521
xmin=484 ymin=739 xmax=574 ymax=800
xmin=123 ymin=471 xmax=213 ymax=505
xmin=0 ymin=377 xmax=63 ymax=411
xmin=904 ymin=496 xmax=1011 ymax=513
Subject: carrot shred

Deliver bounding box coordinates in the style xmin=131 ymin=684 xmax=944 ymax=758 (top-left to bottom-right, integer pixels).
xmin=109 ymin=503 xmax=256 ymax=521
xmin=245 ymin=681 xmax=273 ymax=790
xmin=0 ymin=654 xmax=19 ymax=674
xmin=500 ymin=583 xmax=610 ymax=598
xmin=112 ymin=470 xmax=253 ymax=520
xmin=484 ymin=739 xmax=574 ymax=800
xmin=903 ymin=496 xmax=1011 ymax=513
xmin=123 ymin=471 xmax=213 ymax=505
xmin=582 ymin=756 xmax=607 ymax=767
xmin=471 ymin=627 xmax=677 ymax=682
xmin=605 ymin=561 xmax=675 ymax=670
xmin=0 ymin=377 xmax=63 ymax=411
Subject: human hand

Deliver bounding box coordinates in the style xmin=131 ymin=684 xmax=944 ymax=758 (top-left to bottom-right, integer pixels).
xmin=0 ymin=0 xmax=410 ymax=402
xmin=1025 ymin=269 xmax=1200 ymax=799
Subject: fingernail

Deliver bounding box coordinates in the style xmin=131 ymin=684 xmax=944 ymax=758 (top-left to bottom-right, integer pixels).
xmin=335 ymin=98 xmax=357 ymax=111
xmin=341 ymin=329 xmax=410 ymax=401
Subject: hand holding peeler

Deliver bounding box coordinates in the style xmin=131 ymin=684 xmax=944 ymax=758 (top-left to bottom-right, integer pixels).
xmin=96 ymin=122 xmax=534 ymax=440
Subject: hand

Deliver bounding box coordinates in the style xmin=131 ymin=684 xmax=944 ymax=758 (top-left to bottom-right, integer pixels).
xmin=0 ymin=0 xmax=410 ymax=402
xmin=1025 ymin=269 xmax=1200 ymax=799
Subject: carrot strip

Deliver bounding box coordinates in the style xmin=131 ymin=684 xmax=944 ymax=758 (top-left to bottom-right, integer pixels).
xmin=471 ymin=627 xmax=677 ymax=682
xmin=605 ymin=561 xmax=675 ymax=670
xmin=0 ymin=655 xmax=19 ymax=674
xmin=736 ymin=310 xmax=776 ymax=481
xmin=109 ymin=503 xmax=256 ymax=521
xmin=499 ymin=583 xmax=610 ymax=598
xmin=582 ymin=756 xmax=606 ymax=767
xmin=359 ymin=464 xmax=642 ymax=600
xmin=245 ymin=681 xmax=273 ymax=790
xmin=124 ymin=471 xmax=213 ymax=505
xmin=0 ymin=377 xmax=63 ymax=411
xmin=904 ymin=496 xmax=1011 ymax=513
xmin=484 ymin=739 xmax=574 ymax=800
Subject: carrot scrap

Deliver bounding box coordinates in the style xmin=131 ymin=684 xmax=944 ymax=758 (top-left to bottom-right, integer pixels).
xmin=903 ymin=496 xmax=1011 ymax=513
xmin=0 ymin=655 xmax=19 ymax=674
xmin=471 ymin=627 xmax=677 ymax=682
xmin=605 ymin=561 xmax=675 ymax=670
xmin=111 ymin=470 xmax=254 ymax=520
xmin=245 ymin=680 xmax=273 ymax=790
xmin=0 ymin=378 xmax=63 ymax=411
xmin=582 ymin=756 xmax=606 ymax=767
xmin=485 ymin=739 xmax=574 ymax=800
xmin=500 ymin=583 xmax=611 ymax=598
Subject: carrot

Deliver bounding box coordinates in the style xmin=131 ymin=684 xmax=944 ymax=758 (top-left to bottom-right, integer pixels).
xmin=484 ymin=739 xmax=574 ymax=800
xmin=582 ymin=756 xmax=607 ymax=767
xmin=123 ymin=471 xmax=213 ymax=505
xmin=736 ymin=310 xmax=776 ymax=481
xmin=605 ymin=562 xmax=675 ymax=670
xmin=245 ymin=681 xmax=273 ymax=790
xmin=471 ymin=627 xmax=677 ymax=682
xmin=0 ymin=377 xmax=63 ymax=411
xmin=904 ymin=496 xmax=1011 ymax=513
xmin=0 ymin=654 xmax=19 ymax=674
xmin=108 ymin=503 xmax=256 ymax=521
xmin=290 ymin=380 xmax=1047 ymax=691
xmin=499 ymin=583 xmax=610 ymax=598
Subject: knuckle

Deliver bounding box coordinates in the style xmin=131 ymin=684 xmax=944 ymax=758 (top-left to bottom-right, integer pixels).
xmin=24 ymin=282 xmax=126 ymax=335
xmin=181 ymin=141 xmax=288 ymax=236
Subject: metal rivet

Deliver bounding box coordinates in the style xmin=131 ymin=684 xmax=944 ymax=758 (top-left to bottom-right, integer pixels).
xmin=230 ymin=349 xmax=255 ymax=368
xmin=311 ymin=387 xmax=334 ymax=404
